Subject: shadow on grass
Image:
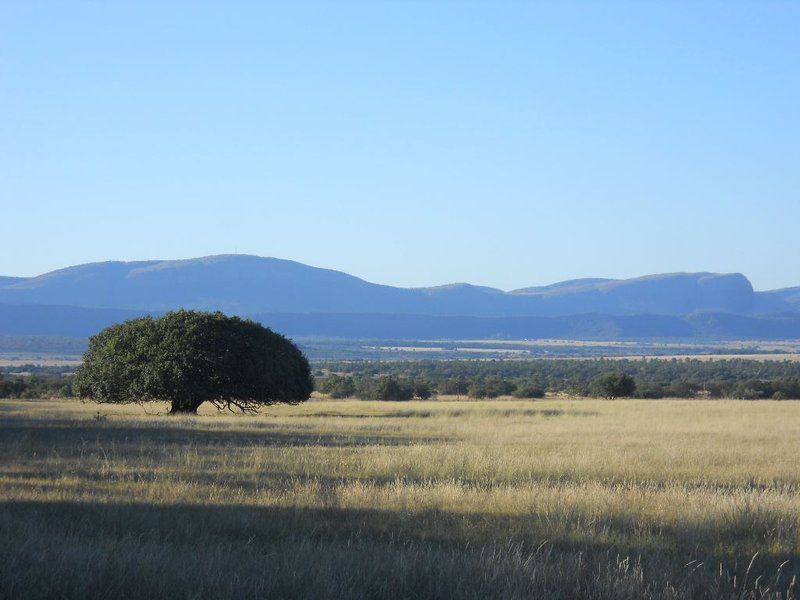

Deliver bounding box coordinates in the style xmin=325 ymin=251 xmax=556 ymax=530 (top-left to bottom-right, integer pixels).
xmin=0 ymin=499 xmax=774 ymax=600
xmin=0 ymin=417 xmax=448 ymax=449
xmin=1 ymin=498 xmax=797 ymax=565
xmin=1 ymin=500 xmax=798 ymax=599
xmin=292 ymin=408 xmax=600 ymax=419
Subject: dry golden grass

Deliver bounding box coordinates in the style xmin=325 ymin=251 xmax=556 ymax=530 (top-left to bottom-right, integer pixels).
xmin=1 ymin=397 xmax=799 ymax=598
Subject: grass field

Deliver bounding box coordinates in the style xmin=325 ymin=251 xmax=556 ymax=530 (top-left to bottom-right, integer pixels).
xmin=1 ymin=397 xmax=799 ymax=599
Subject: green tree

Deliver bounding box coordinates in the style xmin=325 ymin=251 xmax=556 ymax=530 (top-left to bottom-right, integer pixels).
xmin=468 ymin=377 xmax=515 ymax=399
xmin=372 ymin=376 xmax=414 ymax=401
xmin=439 ymin=377 xmax=469 ymax=397
xmin=592 ymin=372 xmax=636 ymax=399
xmin=74 ymin=310 xmax=313 ymax=414
xmin=512 ymin=380 xmax=545 ymax=399
xmin=318 ymin=374 xmax=356 ymax=398
xmin=412 ymin=379 xmax=434 ymax=400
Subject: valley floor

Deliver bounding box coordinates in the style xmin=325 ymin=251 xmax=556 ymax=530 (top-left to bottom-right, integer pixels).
xmin=1 ymin=397 xmax=799 ymax=599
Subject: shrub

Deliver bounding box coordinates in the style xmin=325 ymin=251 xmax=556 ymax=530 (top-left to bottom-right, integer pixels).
xmin=512 ymin=381 xmax=545 ymax=399
xmin=636 ymin=384 xmax=666 ymax=399
xmin=372 ymin=376 xmax=414 ymax=401
xmin=438 ymin=378 xmax=469 ymax=396
xmin=592 ymin=372 xmax=636 ymax=399
xmin=318 ymin=374 xmax=356 ymax=398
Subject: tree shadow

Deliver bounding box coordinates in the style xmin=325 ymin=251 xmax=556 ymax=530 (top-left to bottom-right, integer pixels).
xmin=8 ymin=499 xmax=795 ymax=600
xmin=0 ymin=417 xmax=448 ymax=450
xmin=1 ymin=498 xmax=797 ymax=572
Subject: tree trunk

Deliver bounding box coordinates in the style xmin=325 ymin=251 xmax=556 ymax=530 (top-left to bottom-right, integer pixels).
xmin=169 ymin=399 xmax=202 ymax=415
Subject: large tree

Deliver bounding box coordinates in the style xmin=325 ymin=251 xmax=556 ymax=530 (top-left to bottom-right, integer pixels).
xmin=74 ymin=310 xmax=313 ymax=414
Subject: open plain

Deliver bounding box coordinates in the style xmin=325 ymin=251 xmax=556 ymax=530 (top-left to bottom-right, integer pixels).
xmin=1 ymin=397 xmax=799 ymax=599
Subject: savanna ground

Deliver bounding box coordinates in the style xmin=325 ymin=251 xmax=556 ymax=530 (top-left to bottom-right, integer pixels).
xmin=1 ymin=397 xmax=799 ymax=599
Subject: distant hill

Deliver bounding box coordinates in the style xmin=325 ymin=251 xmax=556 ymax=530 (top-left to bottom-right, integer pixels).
xmin=255 ymin=311 xmax=800 ymax=340
xmin=0 ymin=303 xmax=146 ymax=337
xmin=759 ymin=286 xmax=800 ymax=311
xmin=0 ymin=255 xmax=798 ymax=343
xmin=509 ymin=272 xmax=758 ymax=315
xmin=2 ymin=304 xmax=800 ymax=341
xmin=0 ymin=276 xmax=25 ymax=287
xmin=1 ymin=254 xmax=796 ymax=317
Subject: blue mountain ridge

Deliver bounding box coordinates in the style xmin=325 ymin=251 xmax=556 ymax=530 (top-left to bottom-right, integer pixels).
xmin=0 ymin=255 xmax=797 ymax=340
xmin=1 ymin=254 xmax=796 ymax=317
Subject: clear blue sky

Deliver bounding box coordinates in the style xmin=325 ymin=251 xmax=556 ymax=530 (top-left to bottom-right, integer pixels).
xmin=1 ymin=2 xmax=798 ymax=291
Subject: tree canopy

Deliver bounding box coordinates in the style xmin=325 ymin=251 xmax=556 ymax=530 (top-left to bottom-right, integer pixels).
xmin=74 ymin=310 xmax=313 ymax=413
xmin=592 ymin=372 xmax=637 ymax=399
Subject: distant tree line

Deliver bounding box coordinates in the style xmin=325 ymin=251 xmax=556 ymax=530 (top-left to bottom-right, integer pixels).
xmin=317 ymin=372 xmax=610 ymax=400
xmin=4 ymin=357 xmax=800 ymax=401
xmin=0 ymin=369 xmax=74 ymax=399
xmin=314 ymin=358 xmax=800 ymax=400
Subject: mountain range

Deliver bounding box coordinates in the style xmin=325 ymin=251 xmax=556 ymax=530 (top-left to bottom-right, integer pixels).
xmin=1 ymin=254 xmax=799 ymax=341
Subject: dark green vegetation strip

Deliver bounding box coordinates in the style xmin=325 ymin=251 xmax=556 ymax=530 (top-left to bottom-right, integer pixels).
xmin=316 ymin=358 xmax=800 ymax=400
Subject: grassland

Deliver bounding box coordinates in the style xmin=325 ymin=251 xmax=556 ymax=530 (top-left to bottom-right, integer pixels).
xmin=1 ymin=397 xmax=799 ymax=599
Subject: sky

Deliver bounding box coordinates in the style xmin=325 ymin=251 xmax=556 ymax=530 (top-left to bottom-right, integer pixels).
xmin=1 ymin=2 xmax=798 ymax=291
